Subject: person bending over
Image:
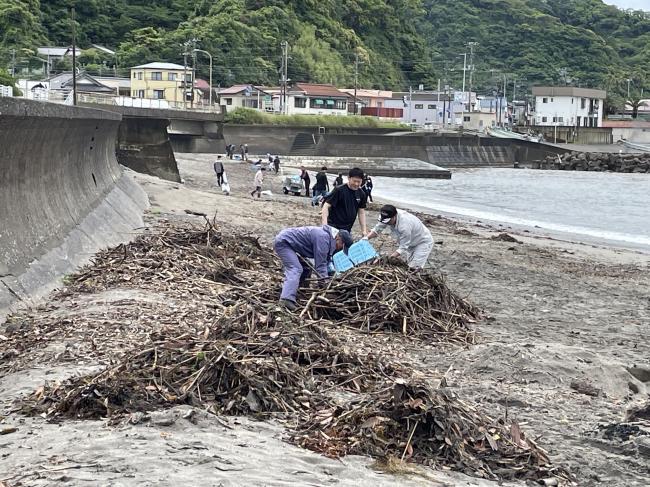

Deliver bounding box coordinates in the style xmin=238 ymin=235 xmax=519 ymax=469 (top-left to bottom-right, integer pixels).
xmin=364 ymin=204 xmax=433 ymax=269
xmin=274 ymin=225 xmax=353 ymax=310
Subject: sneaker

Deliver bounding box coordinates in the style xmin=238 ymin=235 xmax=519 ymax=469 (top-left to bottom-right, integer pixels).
xmin=278 ymin=298 xmax=297 ymax=311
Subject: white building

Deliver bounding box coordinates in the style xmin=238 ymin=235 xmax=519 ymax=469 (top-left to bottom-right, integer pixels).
xmin=385 ymin=91 xmax=478 ymax=127
xmin=218 ymin=85 xmax=273 ymax=111
xmin=273 ymin=83 xmax=349 ymax=116
xmin=532 ymin=86 xmax=606 ymax=128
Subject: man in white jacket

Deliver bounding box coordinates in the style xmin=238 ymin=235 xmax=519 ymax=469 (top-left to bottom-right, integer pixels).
xmin=364 ymin=204 xmax=433 ymax=269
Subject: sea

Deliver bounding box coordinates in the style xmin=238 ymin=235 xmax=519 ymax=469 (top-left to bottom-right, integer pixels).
xmin=372 ymin=168 xmax=650 ymax=252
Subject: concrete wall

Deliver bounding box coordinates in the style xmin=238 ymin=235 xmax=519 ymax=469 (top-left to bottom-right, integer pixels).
xmin=0 ymin=99 xmax=148 ymax=320
xmin=222 ymin=125 xmax=399 ymax=155
xmin=116 ymin=117 xmax=181 ymax=182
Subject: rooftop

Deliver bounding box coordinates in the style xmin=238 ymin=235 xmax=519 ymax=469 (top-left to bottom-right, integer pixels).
xmin=218 ymin=84 xmax=270 ymax=95
xmin=290 ymin=83 xmax=349 ymax=98
xmin=131 ymin=62 xmax=186 ymax=71
xmin=532 ymin=86 xmax=607 ymax=99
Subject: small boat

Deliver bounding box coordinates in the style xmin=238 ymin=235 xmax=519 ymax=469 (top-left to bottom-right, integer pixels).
xmin=618 ymin=139 xmax=650 ymax=153
xmin=486 ymin=126 xmax=543 ymax=143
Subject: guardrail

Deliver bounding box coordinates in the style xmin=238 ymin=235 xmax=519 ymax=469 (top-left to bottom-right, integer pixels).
xmin=77 ymin=93 xmax=221 ymax=113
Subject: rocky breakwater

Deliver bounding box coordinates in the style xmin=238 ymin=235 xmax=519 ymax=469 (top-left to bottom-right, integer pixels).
xmin=535 ymin=152 xmax=650 ymax=173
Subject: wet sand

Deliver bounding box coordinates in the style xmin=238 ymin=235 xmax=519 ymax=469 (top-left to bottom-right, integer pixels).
xmin=1 ymin=153 xmax=649 ymax=486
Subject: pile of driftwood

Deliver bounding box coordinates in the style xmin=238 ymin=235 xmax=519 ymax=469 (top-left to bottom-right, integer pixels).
xmin=303 ymin=265 xmax=479 ymax=343
xmin=13 ymin=221 xmax=572 ymax=483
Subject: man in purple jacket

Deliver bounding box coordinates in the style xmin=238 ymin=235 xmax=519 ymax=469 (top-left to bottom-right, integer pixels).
xmin=274 ymin=225 xmax=353 ymax=310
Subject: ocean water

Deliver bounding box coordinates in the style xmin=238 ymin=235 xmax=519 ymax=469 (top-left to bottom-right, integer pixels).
xmin=372 ymin=168 xmax=650 ymax=251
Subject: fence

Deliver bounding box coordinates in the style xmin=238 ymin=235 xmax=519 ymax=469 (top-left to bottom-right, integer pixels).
xmin=77 ymin=93 xmax=221 ymax=113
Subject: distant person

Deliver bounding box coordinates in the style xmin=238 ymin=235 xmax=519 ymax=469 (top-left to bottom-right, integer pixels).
xmin=333 ymin=173 xmax=344 ymax=188
xmin=364 ymin=204 xmax=433 ymax=269
xmin=313 ymin=166 xmax=330 ymax=200
xmin=363 ymin=175 xmax=374 ymax=202
xmin=274 ymin=225 xmax=353 ymax=310
xmin=300 ymin=166 xmax=311 ymax=198
xmin=213 ymin=156 xmax=225 ymax=186
xmin=273 ymin=155 xmax=281 ymax=174
xmin=239 ymin=144 xmax=245 ymax=161
xmin=250 ymin=166 xmax=266 ymax=199
xmin=244 ymin=143 xmax=249 ymax=159
xmin=321 ymin=167 xmax=368 ymax=235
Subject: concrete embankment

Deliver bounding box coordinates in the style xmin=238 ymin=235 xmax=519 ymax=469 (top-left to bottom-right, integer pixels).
xmin=223 ymin=125 xmax=567 ymax=167
xmin=0 ymin=99 xmax=148 ymax=319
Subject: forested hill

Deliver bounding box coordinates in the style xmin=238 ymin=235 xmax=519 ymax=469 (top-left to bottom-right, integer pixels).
xmin=2 ymin=0 xmax=649 ymax=98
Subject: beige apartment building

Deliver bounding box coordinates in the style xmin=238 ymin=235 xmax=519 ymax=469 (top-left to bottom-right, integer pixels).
xmin=129 ymin=62 xmax=195 ymax=104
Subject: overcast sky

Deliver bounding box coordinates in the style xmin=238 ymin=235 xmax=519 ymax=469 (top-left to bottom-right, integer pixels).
xmin=602 ymin=0 xmax=649 ymax=10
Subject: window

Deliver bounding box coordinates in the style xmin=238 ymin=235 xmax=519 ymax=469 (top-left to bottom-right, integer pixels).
xmin=576 ymin=116 xmax=581 ymax=126
xmin=242 ymin=99 xmax=258 ymax=108
xmin=224 ymin=98 xmax=232 ymax=105
xmin=136 ymin=90 xmax=144 ymax=98
xmin=581 ymin=98 xmax=586 ymax=109
xmin=310 ymin=98 xmax=325 ymax=108
xmin=153 ymin=90 xmax=164 ymax=99
xmin=185 ymin=74 xmax=192 ymax=82
xmin=558 ymin=117 xmax=564 ymax=123
xmin=335 ymin=100 xmax=347 ymax=110
xmin=151 ymin=72 xmax=162 ymax=81
xmin=542 ymin=116 xmax=548 ymax=123
xmin=294 ymin=97 xmax=307 ymax=108
xmin=571 ymin=98 xmax=574 ymax=104
xmin=552 ymin=117 xmax=557 ymax=123
xmin=168 ymin=73 xmax=177 ymax=81
xmin=137 ymin=72 xmax=143 ymax=80
xmin=133 ymin=72 xmax=136 ymax=79
xmin=551 ymin=98 xmax=554 ymax=102
xmin=414 ymin=104 xmax=423 ymax=109
xmin=428 ymin=104 xmax=436 ymax=109
xmin=542 ymin=97 xmax=548 ymax=103
xmin=463 ymin=116 xmax=470 ymax=122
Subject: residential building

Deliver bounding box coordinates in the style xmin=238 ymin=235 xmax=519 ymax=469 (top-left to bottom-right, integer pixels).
xmin=275 ymin=83 xmax=350 ymax=116
xmin=340 ymin=88 xmax=393 ymax=113
xmin=46 ymin=72 xmax=114 ymax=102
xmin=532 ymin=86 xmax=606 ymax=127
xmin=130 ymin=62 xmax=199 ymax=105
xmin=94 ymin=77 xmax=131 ymax=96
xmin=217 ymin=85 xmax=272 ymax=111
xmin=385 ymin=92 xmax=457 ymax=126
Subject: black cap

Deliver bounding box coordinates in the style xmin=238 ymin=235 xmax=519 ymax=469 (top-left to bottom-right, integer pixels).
xmin=378 ymin=204 xmax=397 ymax=223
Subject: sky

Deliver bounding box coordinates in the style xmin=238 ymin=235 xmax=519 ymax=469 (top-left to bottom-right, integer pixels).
xmin=602 ymin=0 xmax=649 ymax=10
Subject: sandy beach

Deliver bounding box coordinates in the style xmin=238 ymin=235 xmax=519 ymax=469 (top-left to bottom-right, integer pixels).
xmin=1 ymin=153 xmax=649 ymax=486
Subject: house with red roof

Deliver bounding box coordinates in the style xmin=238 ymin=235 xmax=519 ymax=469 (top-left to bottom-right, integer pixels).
xmin=274 ymin=83 xmax=350 ymax=116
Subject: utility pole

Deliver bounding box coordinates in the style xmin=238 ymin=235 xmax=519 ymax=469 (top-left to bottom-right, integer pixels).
xmin=280 ymin=41 xmax=289 ymax=115
xmin=460 ymin=52 xmax=467 ymax=127
xmin=183 ymin=47 xmax=188 ymax=109
xmin=10 ymin=49 xmax=16 ymax=77
xmin=626 ymin=78 xmax=631 ymax=98
xmin=71 ymin=8 xmax=77 ymax=105
xmin=191 ymin=41 xmax=197 ymax=109
xmin=467 ymin=42 xmax=477 ymax=111
xmin=353 ymin=52 xmax=359 ymax=115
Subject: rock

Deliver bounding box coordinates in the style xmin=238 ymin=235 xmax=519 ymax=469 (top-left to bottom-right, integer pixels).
xmin=571 ymin=379 xmax=603 ymax=397
xmin=490 ymin=233 xmax=523 ymax=244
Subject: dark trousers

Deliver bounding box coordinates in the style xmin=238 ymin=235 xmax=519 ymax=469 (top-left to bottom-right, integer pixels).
xmin=216 ymin=172 xmax=224 ymax=185
xmin=304 ymin=179 xmax=311 ymax=197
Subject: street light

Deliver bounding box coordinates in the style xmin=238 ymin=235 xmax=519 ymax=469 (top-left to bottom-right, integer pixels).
xmin=193 ymin=48 xmax=213 ymax=107
xmin=626 ymin=78 xmax=632 ymax=99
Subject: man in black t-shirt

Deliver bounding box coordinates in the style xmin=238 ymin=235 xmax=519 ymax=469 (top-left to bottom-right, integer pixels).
xmin=321 ymin=167 xmax=368 ymax=234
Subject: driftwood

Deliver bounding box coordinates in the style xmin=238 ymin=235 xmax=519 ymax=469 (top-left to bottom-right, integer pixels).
xmin=9 ymin=220 xmax=573 ymax=483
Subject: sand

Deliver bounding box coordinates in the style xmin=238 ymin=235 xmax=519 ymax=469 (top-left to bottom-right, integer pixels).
xmin=1 ymin=153 xmax=649 ymax=486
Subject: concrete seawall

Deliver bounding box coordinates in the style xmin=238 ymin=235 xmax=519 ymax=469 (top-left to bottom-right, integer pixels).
xmin=0 ymin=99 xmax=148 ymax=319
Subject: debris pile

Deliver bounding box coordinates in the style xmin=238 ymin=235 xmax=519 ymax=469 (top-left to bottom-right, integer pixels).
xmin=303 ymin=265 xmax=479 ymax=343
xmin=296 ymin=381 xmax=565 ymax=481
xmin=12 ymin=221 xmax=572 ymax=483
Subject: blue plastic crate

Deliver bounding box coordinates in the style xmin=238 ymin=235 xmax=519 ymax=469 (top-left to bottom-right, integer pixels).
xmin=347 ymin=240 xmax=378 ymax=265
xmin=332 ymin=251 xmax=354 ymax=273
